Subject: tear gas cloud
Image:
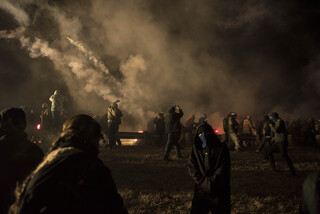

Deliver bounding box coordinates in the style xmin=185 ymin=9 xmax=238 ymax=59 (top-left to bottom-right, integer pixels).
xmin=0 ymin=0 xmax=320 ymax=131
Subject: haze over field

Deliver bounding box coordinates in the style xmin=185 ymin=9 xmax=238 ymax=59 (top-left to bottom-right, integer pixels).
xmin=1 ymin=0 xmax=320 ymax=130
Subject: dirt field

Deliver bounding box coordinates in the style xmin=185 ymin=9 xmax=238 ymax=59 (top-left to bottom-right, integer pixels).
xmin=99 ymin=145 xmax=320 ymax=214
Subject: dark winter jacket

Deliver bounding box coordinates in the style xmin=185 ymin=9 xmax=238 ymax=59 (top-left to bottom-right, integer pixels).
xmin=13 ymin=144 xmax=127 ymax=214
xmin=107 ymin=106 xmax=123 ymax=125
xmin=188 ymin=122 xmax=230 ymax=206
xmin=153 ymin=117 xmax=165 ymax=134
xmin=258 ymin=120 xmax=272 ymax=141
xmin=0 ymin=132 xmax=44 ymax=214
xmin=165 ymin=107 xmax=184 ymax=134
xmin=270 ymin=118 xmax=287 ymax=142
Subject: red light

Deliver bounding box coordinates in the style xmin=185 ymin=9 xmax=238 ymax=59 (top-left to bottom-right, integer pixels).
xmin=215 ymin=129 xmax=218 ymax=133
xmin=36 ymin=124 xmax=41 ymax=130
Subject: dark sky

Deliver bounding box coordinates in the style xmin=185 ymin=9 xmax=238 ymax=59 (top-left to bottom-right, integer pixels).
xmin=0 ymin=0 xmax=320 ymax=129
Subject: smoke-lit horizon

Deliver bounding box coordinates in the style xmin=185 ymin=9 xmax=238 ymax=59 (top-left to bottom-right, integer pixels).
xmin=0 ymin=0 xmax=320 ymax=130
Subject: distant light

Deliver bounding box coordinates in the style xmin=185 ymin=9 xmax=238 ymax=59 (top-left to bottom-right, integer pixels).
xmin=36 ymin=124 xmax=41 ymax=130
xmin=134 ymin=139 xmax=138 ymax=142
xmin=215 ymin=129 xmax=218 ymax=133
xmin=138 ymin=130 xmax=143 ymax=133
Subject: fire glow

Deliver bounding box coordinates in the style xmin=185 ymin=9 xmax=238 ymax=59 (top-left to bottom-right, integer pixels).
xmin=121 ymin=139 xmax=138 ymax=146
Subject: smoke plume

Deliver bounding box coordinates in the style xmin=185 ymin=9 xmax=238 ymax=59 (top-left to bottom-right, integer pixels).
xmin=0 ymin=0 xmax=320 ymax=131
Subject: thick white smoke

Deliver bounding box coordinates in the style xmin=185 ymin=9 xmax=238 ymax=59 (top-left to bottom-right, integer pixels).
xmin=2 ymin=0 xmax=318 ymax=131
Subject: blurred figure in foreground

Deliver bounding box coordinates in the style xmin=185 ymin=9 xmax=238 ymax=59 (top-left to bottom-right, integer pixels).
xmin=10 ymin=114 xmax=127 ymax=214
xmin=268 ymin=112 xmax=296 ymax=176
xmin=0 ymin=108 xmax=44 ymax=214
xmin=188 ymin=122 xmax=231 ymax=214
xmin=162 ymin=105 xmax=183 ymax=160
xmin=107 ymin=100 xmax=123 ymax=148
xmin=300 ymin=170 xmax=320 ymax=214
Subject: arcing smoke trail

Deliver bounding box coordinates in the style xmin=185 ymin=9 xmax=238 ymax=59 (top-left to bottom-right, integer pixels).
xmin=66 ymin=36 xmax=112 ymax=77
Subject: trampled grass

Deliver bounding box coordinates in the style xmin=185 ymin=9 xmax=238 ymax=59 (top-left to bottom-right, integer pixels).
xmin=99 ymin=145 xmax=320 ymax=214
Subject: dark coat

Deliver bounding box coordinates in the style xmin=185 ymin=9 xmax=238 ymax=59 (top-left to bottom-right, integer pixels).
xmin=188 ymin=123 xmax=230 ymax=208
xmin=14 ymin=144 xmax=127 ymax=214
xmin=0 ymin=132 xmax=44 ymax=214
xmin=165 ymin=108 xmax=184 ymax=134
xmin=270 ymin=118 xmax=287 ymax=142
xmin=153 ymin=117 xmax=165 ymax=134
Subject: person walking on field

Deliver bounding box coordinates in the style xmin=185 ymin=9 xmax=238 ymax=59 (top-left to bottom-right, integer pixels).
xmin=188 ymin=122 xmax=231 ymax=214
xmin=162 ymin=105 xmax=183 ymax=160
xmin=268 ymin=112 xmax=296 ymax=176
xmin=242 ymin=115 xmax=257 ymax=147
xmin=227 ymin=112 xmax=242 ymax=152
xmin=107 ymin=100 xmax=123 ymax=148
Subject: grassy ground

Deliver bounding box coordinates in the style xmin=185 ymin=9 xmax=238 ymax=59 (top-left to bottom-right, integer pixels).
xmin=99 ymin=145 xmax=320 ymax=214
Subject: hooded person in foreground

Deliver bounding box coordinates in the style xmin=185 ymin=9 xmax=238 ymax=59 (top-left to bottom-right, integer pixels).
xmin=188 ymin=122 xmax=231 ymax=214
xmin=10 ymin=114 xmax=128 ymax=214
xmin=0 ymin=108 xmax=44 ymax=214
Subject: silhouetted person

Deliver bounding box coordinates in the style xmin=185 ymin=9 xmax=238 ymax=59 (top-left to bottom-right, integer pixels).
xmin=10 ymin=114 xmax=128 ymax=214
xmin=49 ymin=90 xmax=65 ymax=130
xmin=40 ymin=103 xmax=51 ymax=132
xmin=107 ymin=100 xmax=122 ymax=148
xmin=153 ymin=113 xmax=166 ymax=146
xmin=291 ymin=119 xmax=302 ymax=145
xmin=227 ymin=112 xmax=242 ymax=152
xmin=185 ymin=114 xmax=196 ymax=146
xmin=256 ymin=115 xmax=271 ymax=155
xmin=162 ymin=105 xmax=183 ymax=160
xmin=268 ymin=112 xmax=296 ymax=175
xmin=0 ymin=108 xmax=44 ymax=214
xmin=302 ymin=118 xmax=317 ymax=146
xmin=242 ymin=115 xmax=256 ymax=147
xmin=188 ymin=122 xmax=231 ymax=214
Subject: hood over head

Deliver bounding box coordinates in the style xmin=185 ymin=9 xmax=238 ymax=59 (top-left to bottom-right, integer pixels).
xmin=0 ymin=107 xmax=27 ymax=134
xmin=194 ymin=122 xmax=221 ymax=148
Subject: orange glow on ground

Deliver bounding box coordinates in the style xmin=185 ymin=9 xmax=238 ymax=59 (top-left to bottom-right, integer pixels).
xmin=121 ymin=139 xmax=138 ymax=146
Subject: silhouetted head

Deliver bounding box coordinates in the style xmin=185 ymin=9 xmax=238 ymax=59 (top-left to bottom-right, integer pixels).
xmin=191 ymin=114 xmax=195 ymax=120
xmin=50 ymin=114 xmax=103 ymax=155
xmin=41 ymin=103 xmax=49 ymax=109
xmin=264 ymin=115 xmax=269 ymax=121
xmin=269 ymin=112 xmax=279 ymax=120
xmin=157 ymin=112 xmax=164 ymax=119
xmin=0 ymin=108 xmax=27 ymax=134
xmin=168 ymin=106 xmax=175 ymax=113
xmin=194 ymin=122 xmax=220 ymax=148
xmin=230 ymin=112 xmax=237 ymax=119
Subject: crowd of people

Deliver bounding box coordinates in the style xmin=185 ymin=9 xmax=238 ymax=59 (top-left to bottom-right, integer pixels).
xmin=0 ymin=94 xmax=319 ymax=213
